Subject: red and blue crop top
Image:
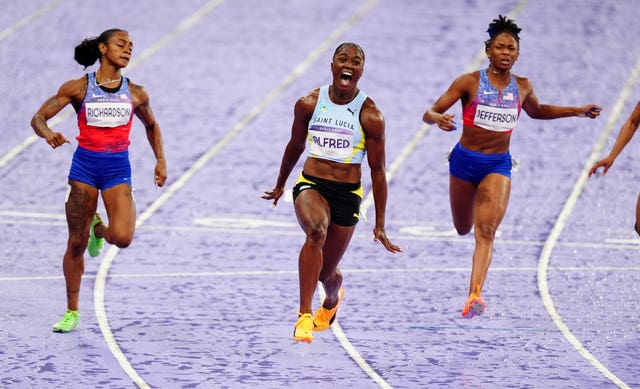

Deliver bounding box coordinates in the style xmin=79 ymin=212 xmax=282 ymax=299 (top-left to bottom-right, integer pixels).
xmin=462 ymin=69 xmax=521 ymax=133
xmin=76 ymin=72 xmax=134 ymax=153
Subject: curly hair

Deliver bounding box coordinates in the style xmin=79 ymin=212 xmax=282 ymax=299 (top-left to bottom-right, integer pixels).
xmin=484 ymin=15 xmax=521 ymax=49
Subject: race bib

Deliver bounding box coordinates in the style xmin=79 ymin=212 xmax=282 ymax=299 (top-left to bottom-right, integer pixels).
xmin=308 ymin=125 xmax=353 ymax=160
xmin=85 ymin=102 xmax=132 ymax=128
xmin=474 ymin=104 xmax=519 ymax=132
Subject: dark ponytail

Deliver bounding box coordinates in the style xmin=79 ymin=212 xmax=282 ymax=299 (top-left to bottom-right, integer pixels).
xmin=73 ymin=28 xmax=127 ymax=69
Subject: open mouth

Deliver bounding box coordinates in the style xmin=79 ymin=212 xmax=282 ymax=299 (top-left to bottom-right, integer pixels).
xmin=339 ymin=71 xmax=352 ymax=86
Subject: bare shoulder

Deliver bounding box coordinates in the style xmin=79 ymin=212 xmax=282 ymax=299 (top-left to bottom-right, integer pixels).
xmin=294 ymin=88 xmax=320 ymax=117
xmin=448 ymin=71 xmax=480 ymax=100
xmin=513 ymin=73 xmax=533 ymax=94
xmin=127 ymin=79 xmax=145 ymax=93
xmin=460 ymin=70 xmax=480 ymax=80
xmin=61 ymin=75 xmax=88 ymax=89
xmin=299 ymin=88 xmax=320 ymax=106
xmin=454 ymin=70 xmax=480 ymax=86
xmin=127 ymin=79 xmax=150 ymax=107
xmin=361 ymin=96 xmax=384 ymax=133
xmin=58 ymin=75 xmax=88 ymax=101
xmin=363 ymin=96 xmax=383 ymax=119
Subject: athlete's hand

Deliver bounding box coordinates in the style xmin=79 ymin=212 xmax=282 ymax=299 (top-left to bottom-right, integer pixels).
xmin=580 ymin=105 xmax=602 ymax=119
xmin=589 ymin=156 xmax=614 ymax=177
xmin=154 ymin=158 xmax=167 ymax=187
xmin=44 ymin=131 xmax=70 ymax=149
xmin=262 ymin=186 xmax=284 ymax=207
xmin=436 ymin=113 xmax=457 ymax=132
xmin=373 ymin=226 xmax=402 ymax=253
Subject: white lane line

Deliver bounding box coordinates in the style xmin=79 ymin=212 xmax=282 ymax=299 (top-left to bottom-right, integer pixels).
xmin=3 ymin=264 xmax=639 ymax=283
xmin=360 ymin=0 xmax=529 ymax=212
xmin=0 ymin=210 xmax=66 ymax=219
xmin=0 ymin=108 xmax=73 ymax=169
xmin=537 ymin=54 xmax=640 ymax=389
xmin=121 ymin=0 xmax=224 ymax=74
xmin=91 ymin=2 xmax=225 ymax=388
xmin=0 ymin=0 xmax=68 ymax=169
xmin=604 ymin=238 xmax=640 ymax=245
xmin=0 ymin=0 xmax=225 ymax=171
xmin=325 ymin=3 xmax=527 ymax=386
xmin=0 ymin=0 xmax=62 ymax=42
xmin=326 ymin=318 xmax=393 ymax=389
xmin=3 ymin=211 xmax=639 ymax=250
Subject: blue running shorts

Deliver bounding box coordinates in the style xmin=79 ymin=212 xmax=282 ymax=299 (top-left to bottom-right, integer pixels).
xmin=449 ymin=142 xmax=512 ymax=185
xmin=68 ymin=146 xmax=132 ymax=190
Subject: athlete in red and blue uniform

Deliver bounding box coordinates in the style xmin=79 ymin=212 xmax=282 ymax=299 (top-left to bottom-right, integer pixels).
xmin=69 ymin=71 xmax=135 ymax=190
xmin=31 ymin=29 xmax=167 ymax=333
xmin=423 ymin=15 xmax=601 ymax=319
xmin=448 ymin=67 xmax=523 ymax=185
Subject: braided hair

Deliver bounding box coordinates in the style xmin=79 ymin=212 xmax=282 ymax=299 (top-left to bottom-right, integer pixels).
xmin=484 ymin=15 xmax=521 ymax=50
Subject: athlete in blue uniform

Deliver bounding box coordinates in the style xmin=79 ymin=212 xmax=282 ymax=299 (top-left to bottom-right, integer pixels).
xmin=423 ymin=15 xmax=601 ymax=318
xmin=31 ymin=29 xmax=167 ymax=333
xmin=263 ymin=43 xmax=402 ymax=343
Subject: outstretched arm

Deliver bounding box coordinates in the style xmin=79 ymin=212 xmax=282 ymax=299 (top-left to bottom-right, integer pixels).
xmin=262 ymin=93 xmax=315 ymax=206
xmin=363 ymin=99 xmax=402 ymax=253
xmin=520 ymin=78 xmax=601 ymax=120
xmin=589 ymin=101 xmax=640 ymax=177
xmin=132 ymin=83 xmax=167 ymax=187
xmin=423 ymin=73 xmax=473 ymax=131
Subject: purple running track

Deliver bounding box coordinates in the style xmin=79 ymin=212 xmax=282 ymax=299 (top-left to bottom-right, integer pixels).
xmin=1 ymin=1 xmax=639 ymax=388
